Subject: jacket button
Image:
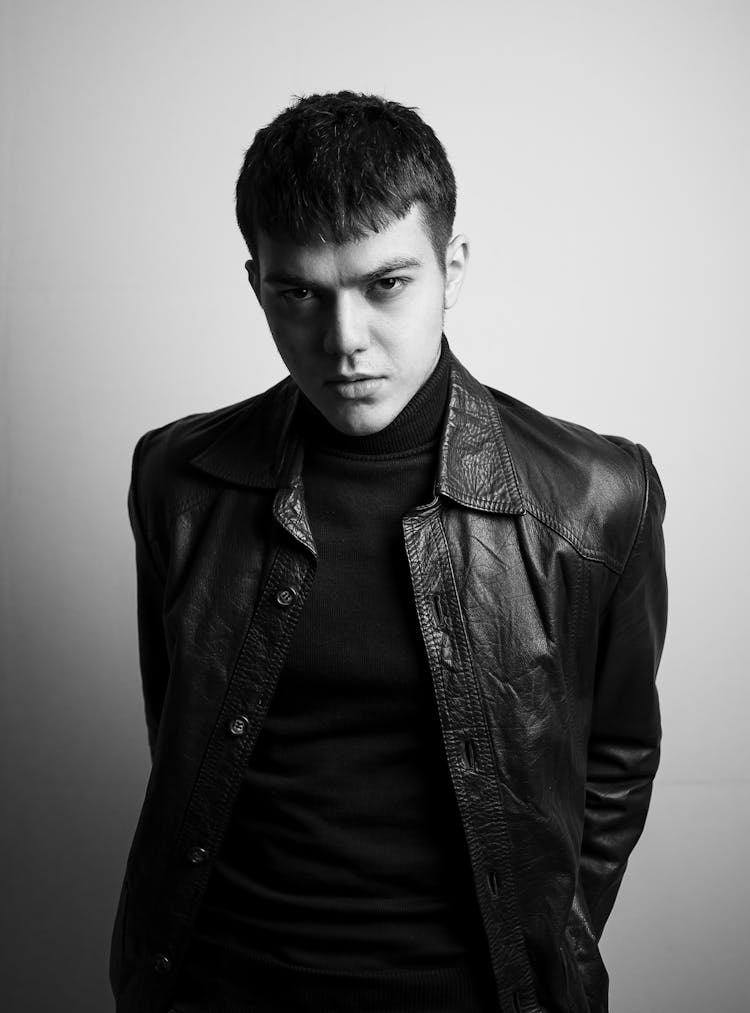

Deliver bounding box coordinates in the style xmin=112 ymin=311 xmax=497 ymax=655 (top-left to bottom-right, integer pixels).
xmin=153 ymin=953 xmax=172 ymax=974
xmin=188 ymin=846 xmax=208 ymax=865
xmin=276 ymin=587 xmax=297 ymax=607
xmin=229 ymin=715 xmax=249 ymax=736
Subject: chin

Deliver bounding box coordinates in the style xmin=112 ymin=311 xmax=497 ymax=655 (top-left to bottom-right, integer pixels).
xmin=330 ymin=404 xmax=395 ymax=437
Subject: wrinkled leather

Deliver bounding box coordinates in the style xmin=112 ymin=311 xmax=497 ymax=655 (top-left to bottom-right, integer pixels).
xmin=111 ymin=354 xmax=667 ymax=1013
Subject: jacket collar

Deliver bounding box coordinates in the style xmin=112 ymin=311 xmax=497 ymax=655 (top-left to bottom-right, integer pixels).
xmin=190 ymin=376 xmax=302 ymax=490
xmin=191 ymin=352 xmax=524 ymax=516
xmin=436 ymin=355 xmax=523 ymax=514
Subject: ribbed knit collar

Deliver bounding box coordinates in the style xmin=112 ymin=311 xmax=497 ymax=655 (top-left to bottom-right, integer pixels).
xmin=297 ymin=336 xmax=450 ymax=456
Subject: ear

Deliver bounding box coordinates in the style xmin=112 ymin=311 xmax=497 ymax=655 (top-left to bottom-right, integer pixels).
xmin=443 ymin=234 xmax=470 ymax=310
xmin=245 ymin=258 xmax=262 ymax=305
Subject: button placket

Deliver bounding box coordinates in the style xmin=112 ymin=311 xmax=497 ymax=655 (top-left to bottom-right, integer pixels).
xmin=403 ymin=511 xmax=540 ymax=1011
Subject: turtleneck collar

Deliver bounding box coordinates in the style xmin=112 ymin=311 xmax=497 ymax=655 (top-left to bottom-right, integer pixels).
xmin=297 ymin=336 xmax=451 ymax=456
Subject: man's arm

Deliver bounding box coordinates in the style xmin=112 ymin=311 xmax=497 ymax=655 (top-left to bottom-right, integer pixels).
xmin=580 ymin=446 xmax=668 ymax=940
xmin=128 ymin=432 xmax=169 ymax=759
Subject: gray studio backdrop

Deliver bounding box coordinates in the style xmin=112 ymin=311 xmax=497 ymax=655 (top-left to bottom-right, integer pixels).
xmin=2 ymin=1 xmax=748 ymax=1011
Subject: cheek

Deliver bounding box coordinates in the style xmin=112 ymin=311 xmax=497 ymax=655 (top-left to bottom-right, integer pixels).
xmin=269 ymin=316 xmax=310 ymax=359
xmin=410 ymin=283 xmax=447 ymax=336
xmin=268 ymin=330 xmax=301 ymax=376
xmin=270 ymin=332 xmax=320 ymax=386
xmin=388 ymin=290 xmax=442 ymax=341
xmin=265 ymin=296 xmax=318 ymax=337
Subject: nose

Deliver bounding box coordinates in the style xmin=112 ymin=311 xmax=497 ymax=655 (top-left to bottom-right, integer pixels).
xmin=322 ymin=294 xmax=370 ymax=357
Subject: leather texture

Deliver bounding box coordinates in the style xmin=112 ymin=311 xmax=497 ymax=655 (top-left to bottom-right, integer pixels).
xmin=110 ymin=353 xmax=667 ymax=1013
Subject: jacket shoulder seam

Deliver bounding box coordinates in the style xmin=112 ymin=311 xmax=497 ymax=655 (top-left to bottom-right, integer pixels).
xmin=521 ymin=498 xmax=625 ymax=574
xmin=608 ymin=442 xmax=651 ymax=592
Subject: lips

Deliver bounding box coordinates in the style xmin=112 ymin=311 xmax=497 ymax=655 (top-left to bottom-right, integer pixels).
xmin=327 ymin=375 xmax=385 ymax=399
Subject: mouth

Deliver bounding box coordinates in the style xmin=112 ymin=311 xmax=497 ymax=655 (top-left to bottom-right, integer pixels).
xmin=326 ymin=375 xmax=385 ymax=400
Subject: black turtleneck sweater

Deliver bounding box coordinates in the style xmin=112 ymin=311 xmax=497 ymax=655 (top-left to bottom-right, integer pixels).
xmin=183 ymin=341 xmax=497 ymax=1013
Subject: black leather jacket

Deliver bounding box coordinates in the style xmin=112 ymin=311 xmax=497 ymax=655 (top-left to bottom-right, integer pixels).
xmin=110 ymin=354 xmax=667 ymax=1013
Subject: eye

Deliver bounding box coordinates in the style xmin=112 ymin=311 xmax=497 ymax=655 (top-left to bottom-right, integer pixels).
xmin=370 ymin=277 xmax=408 ymax=297
xmin=281 ymin=287 xmax=315 ymax=303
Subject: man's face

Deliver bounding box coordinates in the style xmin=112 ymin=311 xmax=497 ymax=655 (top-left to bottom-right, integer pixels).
xmin=248 ymin=205 xmax=468 ymax=436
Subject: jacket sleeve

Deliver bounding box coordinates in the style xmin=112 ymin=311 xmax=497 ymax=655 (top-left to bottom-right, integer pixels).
xmin=128 ymin=431 xmax=170 ymax=759
xmin=579 ymin=445 xmax=667 ymax=940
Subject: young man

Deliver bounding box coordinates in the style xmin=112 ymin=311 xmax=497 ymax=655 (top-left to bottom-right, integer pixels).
xmin=110 ymin=92 xmax=667 ymax=1013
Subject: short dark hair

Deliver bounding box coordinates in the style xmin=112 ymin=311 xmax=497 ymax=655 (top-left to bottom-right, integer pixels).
xmin=235 ymin=91 xmax=457 ymax=267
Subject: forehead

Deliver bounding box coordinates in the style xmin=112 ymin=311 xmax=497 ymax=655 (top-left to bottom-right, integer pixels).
xmin=256 ymin=205 xmax=437 ymax=285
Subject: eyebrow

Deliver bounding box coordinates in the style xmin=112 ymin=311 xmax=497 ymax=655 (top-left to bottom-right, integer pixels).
xmin=263 ymin=256 xmax=424 ymax=289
